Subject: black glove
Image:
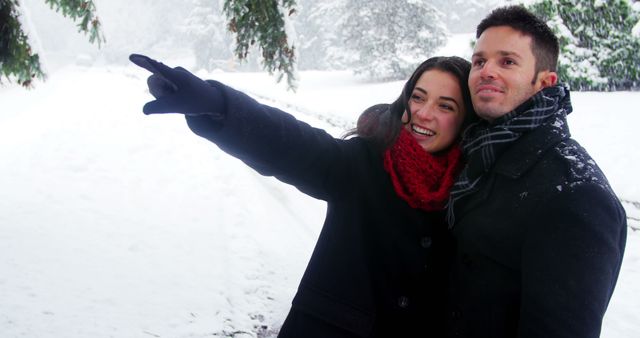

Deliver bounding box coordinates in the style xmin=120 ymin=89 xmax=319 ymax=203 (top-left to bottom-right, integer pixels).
xmin=129 ymin=53 xmax=224 ymax=118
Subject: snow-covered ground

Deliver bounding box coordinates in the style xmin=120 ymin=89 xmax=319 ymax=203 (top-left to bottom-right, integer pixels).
xmin=1 ymin=63 xmax=638 ymax=338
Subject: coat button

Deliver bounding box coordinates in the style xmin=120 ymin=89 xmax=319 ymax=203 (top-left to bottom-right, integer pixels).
xmin=451 ymin=310 xmax=461 ymax=319
xmin=461 ymin=253 xmax=472 ymax=266
xmin=397 ymin=296 xmax=410 ymax=308
xmin=420 ymin=236 xmax=432 ymax=248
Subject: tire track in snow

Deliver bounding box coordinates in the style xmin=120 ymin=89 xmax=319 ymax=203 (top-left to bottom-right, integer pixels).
xmin=621 ymin=199 xmax=640 ymax=231
xmin=198 ymin=91 xmax=329 ymax=336
xmin=241 ymin=89 xmax=356 ymax=133
xmin=203 ymin=163 xmax=322 ymax=337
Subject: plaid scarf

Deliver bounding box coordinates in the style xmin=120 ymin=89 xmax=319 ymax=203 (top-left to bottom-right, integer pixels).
xmin=447 ymin=85 xmax=573 ymax=226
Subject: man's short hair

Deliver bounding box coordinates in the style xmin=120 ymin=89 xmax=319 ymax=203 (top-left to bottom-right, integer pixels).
xmin=477 ymin=5 xmax=559 ymax=76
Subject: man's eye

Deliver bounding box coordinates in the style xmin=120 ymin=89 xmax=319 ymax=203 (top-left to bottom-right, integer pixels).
xmin=504 ymin=59 xmax=516 ymax=65
xmin=473 ymin=60 xmax=485 ymax=67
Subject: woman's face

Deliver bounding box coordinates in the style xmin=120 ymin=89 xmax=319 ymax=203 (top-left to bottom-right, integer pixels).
xmin=402 ymin=69 xmax=466 ymax=153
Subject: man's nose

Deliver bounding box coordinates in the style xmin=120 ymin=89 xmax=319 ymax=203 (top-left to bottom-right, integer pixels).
xmin=479 ymin=61 xmax=497 ymax=79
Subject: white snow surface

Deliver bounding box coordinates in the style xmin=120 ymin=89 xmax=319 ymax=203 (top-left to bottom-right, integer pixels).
xmin=2 ymin=57 xmax=640 ymax=338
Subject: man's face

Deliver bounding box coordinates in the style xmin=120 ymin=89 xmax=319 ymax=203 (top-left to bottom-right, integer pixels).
xmin=469 ymin=26 xmax=550 ymax=121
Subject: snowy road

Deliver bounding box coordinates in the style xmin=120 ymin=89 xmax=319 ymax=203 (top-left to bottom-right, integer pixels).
xmin=1 ymin=66 xmax=639 ymax=337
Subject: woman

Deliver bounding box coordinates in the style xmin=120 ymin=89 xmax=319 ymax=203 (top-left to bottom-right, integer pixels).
xmin=130 ymin=54 xmax=476 ymax=337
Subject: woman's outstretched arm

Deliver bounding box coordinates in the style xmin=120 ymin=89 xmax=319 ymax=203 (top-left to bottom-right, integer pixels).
xmin=130 ymin=54 xmax=358 ymax=200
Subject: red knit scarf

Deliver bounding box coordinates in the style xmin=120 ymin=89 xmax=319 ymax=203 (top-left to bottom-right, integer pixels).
xmin=383 ymin=129 xmax=463 ymax=211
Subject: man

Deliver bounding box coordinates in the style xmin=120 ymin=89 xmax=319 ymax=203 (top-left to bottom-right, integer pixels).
xmin=446 ymin=6 xmax=627 ymax=338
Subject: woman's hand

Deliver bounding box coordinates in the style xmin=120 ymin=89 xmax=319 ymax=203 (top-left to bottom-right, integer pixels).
xmin=129 ymin=53 xmax=224 ymax=118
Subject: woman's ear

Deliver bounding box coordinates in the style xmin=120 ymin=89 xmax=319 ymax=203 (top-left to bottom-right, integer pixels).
xmin=401 ymin=110 xmax=411 ymax=124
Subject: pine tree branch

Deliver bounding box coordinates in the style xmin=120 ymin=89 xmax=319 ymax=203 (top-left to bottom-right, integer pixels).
xmin=0 ymin=0 xmax=45 ymax=87
xmin=44 ymin=0 xmax=105 ymax=47
xmin=0 ymin=0 xmax=105 ymax=88
xmin=223 ymin=0 xmax=297 ymax=90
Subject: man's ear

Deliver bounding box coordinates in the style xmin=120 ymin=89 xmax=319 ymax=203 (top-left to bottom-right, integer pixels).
xmin=539 ymin=71 xmax=558 ymax=88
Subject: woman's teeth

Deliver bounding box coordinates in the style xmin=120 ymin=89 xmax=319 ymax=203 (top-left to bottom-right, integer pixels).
xmin=412 ymin=124 xmax=435 ymax=136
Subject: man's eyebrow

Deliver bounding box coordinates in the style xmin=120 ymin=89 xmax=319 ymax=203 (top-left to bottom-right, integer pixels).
xmin=472 ymin=51 xmax=484 ymax=59
xmin=472 ymin=50 xmax=523 ymax=59
xmin=498 ymin=50 xmax=523 ymax=59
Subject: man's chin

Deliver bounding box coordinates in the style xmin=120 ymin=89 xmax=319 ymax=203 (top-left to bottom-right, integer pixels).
xmin=475 ymin=105 xmax=509 ymax=122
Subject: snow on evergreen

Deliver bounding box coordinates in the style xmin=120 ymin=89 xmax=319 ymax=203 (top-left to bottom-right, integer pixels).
xmin=339 ymin=0 xmax=448 ymax=80
xmin=294 ymin=0 xmax=454 ymax=79
xmin=292 ymin=0 xmax=345 ymax=71
xmin=431 ymin=0 xmax=502 ymax=33
xmin=528 ymin=0 xmax=640 ymax=90
xmin=633 ymin=0 xmax=640 ymax=36
xmin=183 ymin=0 xmax=234 ymax=72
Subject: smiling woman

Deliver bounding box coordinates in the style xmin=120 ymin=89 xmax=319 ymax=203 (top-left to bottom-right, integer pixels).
xmin=130 ymin=54 xmax=477 ymax=337
xmin=403 ymin=70 xmax=466 ymax=153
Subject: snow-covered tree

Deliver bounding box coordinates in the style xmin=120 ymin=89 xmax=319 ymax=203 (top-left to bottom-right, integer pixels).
xmin=293 ymin=0 xmax=353 ymax=71
xmin=184 ymin=0 xmax=233 ymax=72
xmin=528 ymin=0 xmax=640 ymax=91
xmin=0 ymin=0 xmax=104 ymax=87
xmin=431 ymin=0 xmax=500 ymax=33
xmin=290 ymin=0 xmax=332 ymax=70
xmin=632 ymin=0 xmax=640 ymax=37
xmin=289 ymin=0 xmax=449 ymax=79
xmin=340 ymin=0 xmax=448 ymax=80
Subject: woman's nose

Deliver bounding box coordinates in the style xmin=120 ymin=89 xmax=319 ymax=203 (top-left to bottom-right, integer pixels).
xmin=414 ymin=104 xmax=435 ymax=120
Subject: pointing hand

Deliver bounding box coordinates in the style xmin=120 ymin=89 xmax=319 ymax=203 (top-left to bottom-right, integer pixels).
xmin=129 ymin=53 xmax=224 ymax=118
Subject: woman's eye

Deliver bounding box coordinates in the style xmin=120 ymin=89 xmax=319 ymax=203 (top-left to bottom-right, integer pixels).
xmin=440 ymin=104 xmax=454 ymax=111
xmin=411 ymin=94 xmax=423 ymax=101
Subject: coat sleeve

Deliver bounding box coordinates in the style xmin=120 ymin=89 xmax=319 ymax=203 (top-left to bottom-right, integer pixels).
xmin=183 ymin=80 xmax=354 ymax=201
xmin=518 ymin=183 xmax=627 ymax=338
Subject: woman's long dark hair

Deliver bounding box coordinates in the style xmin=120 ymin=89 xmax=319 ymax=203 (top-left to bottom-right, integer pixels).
xmin=348 ymin=56 xmax=476 ymax=150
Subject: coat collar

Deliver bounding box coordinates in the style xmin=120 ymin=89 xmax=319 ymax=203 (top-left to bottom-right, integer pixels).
xmin=493 ymin=123 xmax=570 ymax=179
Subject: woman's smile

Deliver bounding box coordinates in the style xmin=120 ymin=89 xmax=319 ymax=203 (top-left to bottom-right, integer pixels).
xmin=411 ymin=123 xmax=436 ymax=136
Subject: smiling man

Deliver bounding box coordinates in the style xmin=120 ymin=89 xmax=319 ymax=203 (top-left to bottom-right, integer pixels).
xmin=469 ymin=25 xmax=557 ymax=121
xmin=445 ymin=6 xmax=627 ymax=338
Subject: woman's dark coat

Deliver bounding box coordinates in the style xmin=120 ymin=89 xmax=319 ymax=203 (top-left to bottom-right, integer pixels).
xmin=186 ymin=81 xmax=452 ymax=337
xmin=446 ymin=123 xmax=627 ymax=338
